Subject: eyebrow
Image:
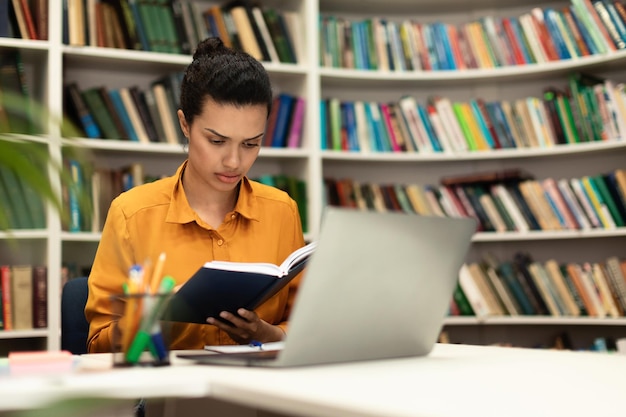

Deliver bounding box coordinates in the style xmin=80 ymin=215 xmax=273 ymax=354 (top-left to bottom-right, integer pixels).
xmin=205 ymin=128 xmax=264 ymax=141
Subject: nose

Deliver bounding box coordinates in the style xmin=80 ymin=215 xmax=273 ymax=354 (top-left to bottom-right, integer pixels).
xmin=222 ymin=144 xmax=240 ymax=169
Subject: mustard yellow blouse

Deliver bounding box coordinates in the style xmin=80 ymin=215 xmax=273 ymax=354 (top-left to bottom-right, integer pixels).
xmin=85 ymin=161 xmax=305 ymax=352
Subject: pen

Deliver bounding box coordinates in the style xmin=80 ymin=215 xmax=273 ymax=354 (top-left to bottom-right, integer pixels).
xmin=126 ymin=276 xmax=176 ymax=364
xmin=249 ymin=340 xmax=263 ymax=349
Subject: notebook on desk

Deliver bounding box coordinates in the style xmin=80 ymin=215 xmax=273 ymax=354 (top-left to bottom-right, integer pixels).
xmin=177 ymin=207 xmax=476 ymax=367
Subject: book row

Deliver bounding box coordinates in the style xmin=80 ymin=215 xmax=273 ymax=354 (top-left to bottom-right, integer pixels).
xmin=63 ymin=160 xmax=158 ymax=233
xmin=0 ymin=264 xmax=47 ymax=331
xmin=64 ymin=73 xmax=306 ymax=148
xmin=64 ymin=72 xmax=186 ymax=145
xmin=0 ymin=0 xmax=47 ymax=40
xmin=321 ymin=72 xmax=626 ymax=153
xmin=63 ymin=159 xmax=309 ymax=234
xmin=0 ymin=150 xmax=46 ymax=230
xmin=324 ymin=168 xmax=626 ymax=232
xmin=0 ymin=50 xmax=37 ymax=135
xmin=320 ymin=0 xmax=626 ymax=71
xmin=439 ymin=329 xmax=626 ymax=352
xmin=453 ymin=253 xmax=626 ymax=319
xmin=64 ymin=0 xmax=300 ymax=64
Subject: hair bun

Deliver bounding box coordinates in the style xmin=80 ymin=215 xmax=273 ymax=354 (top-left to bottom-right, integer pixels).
xmin=193 ymin=37 xmax=229 ymax=61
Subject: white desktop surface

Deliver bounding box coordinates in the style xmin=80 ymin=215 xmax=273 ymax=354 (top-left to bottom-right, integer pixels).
xmin=207 ymin=343 xmax=626 ymax=417
xmin=0 ymin=344 xmax=624 ymax=417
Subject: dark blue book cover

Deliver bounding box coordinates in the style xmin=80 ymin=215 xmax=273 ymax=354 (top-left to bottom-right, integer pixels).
xmin=163 ymin=242 xmax=316 ymax=324
xmin=271 ymin=94 xmax=295 ymax=147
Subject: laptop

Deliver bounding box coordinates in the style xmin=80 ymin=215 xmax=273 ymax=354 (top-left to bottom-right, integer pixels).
xmin=177 ymin=207 xmax=476 ymax=367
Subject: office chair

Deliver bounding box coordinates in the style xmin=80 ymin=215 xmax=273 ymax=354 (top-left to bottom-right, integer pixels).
xmin=60 ymin=276 xmax=90 ymax=355
xmin=60 ymin=276 xmax=146 ymax=417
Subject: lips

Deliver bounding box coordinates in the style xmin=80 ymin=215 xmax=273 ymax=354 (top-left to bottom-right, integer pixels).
xmin=216 ymin=173 xmax=241 ymax=184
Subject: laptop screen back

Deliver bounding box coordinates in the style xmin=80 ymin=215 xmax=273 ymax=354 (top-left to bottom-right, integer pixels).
xmin=274 ymin=207 xmax=476 ymax=367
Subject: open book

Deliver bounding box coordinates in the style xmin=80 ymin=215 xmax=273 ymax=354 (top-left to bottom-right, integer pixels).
xmin=162 ymin=241 xmax=317 ymax=324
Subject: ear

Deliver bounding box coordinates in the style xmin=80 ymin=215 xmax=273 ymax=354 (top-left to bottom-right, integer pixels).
xmin=177 ymin=109 xmax=189 ymax=139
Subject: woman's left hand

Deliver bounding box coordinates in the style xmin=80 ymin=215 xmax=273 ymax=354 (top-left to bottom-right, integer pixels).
xmin=207 ymin=308 xmax=285 ymax=344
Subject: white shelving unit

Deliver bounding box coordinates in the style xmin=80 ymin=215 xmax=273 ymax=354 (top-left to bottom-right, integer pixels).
xmin=316 ymin=0 xmax=626 ymax=349
xmin=1 ymin=0 xmax=625 ymax=353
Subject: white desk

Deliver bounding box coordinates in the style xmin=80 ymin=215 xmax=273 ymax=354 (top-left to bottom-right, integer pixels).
xmin=1 ymin=344 xmax=625 ymax=417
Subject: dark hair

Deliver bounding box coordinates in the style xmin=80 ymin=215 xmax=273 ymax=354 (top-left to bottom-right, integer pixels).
xmin=180 ymin=37 xmax=273 ymax=125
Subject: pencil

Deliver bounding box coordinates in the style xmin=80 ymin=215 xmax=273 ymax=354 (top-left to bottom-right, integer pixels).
xmin=149 ymin=252 xmax=167 ymax=294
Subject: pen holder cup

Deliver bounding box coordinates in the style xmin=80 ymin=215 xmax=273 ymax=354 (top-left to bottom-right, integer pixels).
xmin=110 ymin=292 xmax=174 ymax=367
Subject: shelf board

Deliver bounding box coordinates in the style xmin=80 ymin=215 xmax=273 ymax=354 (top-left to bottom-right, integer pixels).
xmin=320 ymin=50 xmax=626 ymax=88
xmin=472 ymin=228 xmax=626 ymax=242
xmin=0 ymin=329 xmax=48 ymax=339
xmin=319 ymin=0 xmax=549 ymax=14
xmin=0 ymin=38 xmax=50 ymax=51
xmin=0 ymin=230 xmax=48 ymax=240
xmin=321 ymin=140 xmax=626 ymax=162
xmin=61 ymin=232 xmax=101 ymax=242
xmin=62 ymin=46 xmax=307 ymax=77
xmin=64 ymin=138 xmax=187 ymax=154
xmin=444 ymin=316 xmax=626 ymax=326
xmin=64 ymin=138 xmax=310 ymax=159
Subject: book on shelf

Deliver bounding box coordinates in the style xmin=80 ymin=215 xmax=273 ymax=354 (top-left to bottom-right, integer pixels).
xmin=458 ymin=264 xmax=491 ymax=317
xmin=128 ymin=85 xmax=160 ymax=143
xmin=150 ymin=82 xmax=179 ymax=145
xmin=270 ymin=93 xmax=296 ymax=147
xmin=0 ymin=265 xmax=12 ymax=330
xmin=0 ymin=163 xmax=37 ymax=229
xmin=513 ymin=253 xmax=551 ymax=315
xmin=8 ymin=0 xmax=31 ymax=39
xmin=223 ymin=0 xmax=270 ymax=61
xmin=81 ymin=87 xmax=124 ymax=140
xmin=481 ymin=254 xmax=523 ymax=316
xmin=10 ymin=265 xmax=32 ymax=330
xmin=32 ymin=266 xmax=47 ymax=328
xmin=605 ymin=256 xmax=626 ymax=312
xmin=64 ymin=82 xmax=101 ymax=139
xmin=100 ymin=0 xmax=141 ymax=50
xmin=590 ymin=262 xmax=622 ymax=318
xmin=545 ymin=259 xmax=581 ymax=316
xmin=163 ymin=241 xmax=317 ymax=324
xmin=118 ymin=87 xmax=151 ymax=144
xmin=262 ymin=7 xmax=297 ymax=64
xmin=98 ymin=86 xmax=130 ymax=140
xmin=108 ymin=89 xmax=139 ymax=142
xmin=528 ymin=262 xmax=564 ymax=316
xmin=0 ymin=50 xmax=34 ymax=134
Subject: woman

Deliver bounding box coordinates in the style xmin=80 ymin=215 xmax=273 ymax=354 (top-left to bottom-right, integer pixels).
xmin=85 ymin=37 xmax=306 ymax=352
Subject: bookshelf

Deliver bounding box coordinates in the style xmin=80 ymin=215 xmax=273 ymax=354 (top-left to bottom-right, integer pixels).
xmin=317 ymin=0 xmax=626 ymax=351
xmin=1 ymin=0 xmax=626 ymax=353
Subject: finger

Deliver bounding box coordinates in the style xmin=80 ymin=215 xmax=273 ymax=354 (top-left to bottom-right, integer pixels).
xmin=219 ymin=311 xmax=253 ymax=329
xmin=236 ymin=308 xmax=258 ymax=321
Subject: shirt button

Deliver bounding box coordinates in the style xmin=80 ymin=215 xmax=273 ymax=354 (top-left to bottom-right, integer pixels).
xmin=217 ymin=239 xmax=223 ymax=246
xmin=231 ymin=214 xmax=236 ymax=219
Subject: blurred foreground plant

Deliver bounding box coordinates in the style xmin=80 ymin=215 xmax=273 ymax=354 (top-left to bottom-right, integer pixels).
xmin=0 ymin=89 xmax=89 ymax=232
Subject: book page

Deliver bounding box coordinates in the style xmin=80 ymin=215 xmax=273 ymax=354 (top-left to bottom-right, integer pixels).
xmin=202 ymin=241 xmax=317 ymax=277
xmin=279 ymin=241 xmax=318 ymax=272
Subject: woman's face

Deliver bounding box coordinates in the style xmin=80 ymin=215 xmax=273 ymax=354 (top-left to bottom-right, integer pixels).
xmin=178 ymin=99 xmax=267 ymax=193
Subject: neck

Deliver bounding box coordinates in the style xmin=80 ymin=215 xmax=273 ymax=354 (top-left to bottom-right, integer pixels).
xmin=182 ymin=167 xmax=240 ymax=218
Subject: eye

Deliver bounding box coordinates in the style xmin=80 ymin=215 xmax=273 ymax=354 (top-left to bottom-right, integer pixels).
xmin=243 ymin=141 xmax=261 ymax=148
xmin=209 ymin=137 xmax=226 ymax=145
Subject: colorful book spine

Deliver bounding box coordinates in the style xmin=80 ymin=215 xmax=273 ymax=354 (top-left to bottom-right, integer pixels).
xmin=286 ymin=97 xmax=306 ymax=148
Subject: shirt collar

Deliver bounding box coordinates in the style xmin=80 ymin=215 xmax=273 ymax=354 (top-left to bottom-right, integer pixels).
xmin=166 ymin=160 xmax=259 ymax=225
